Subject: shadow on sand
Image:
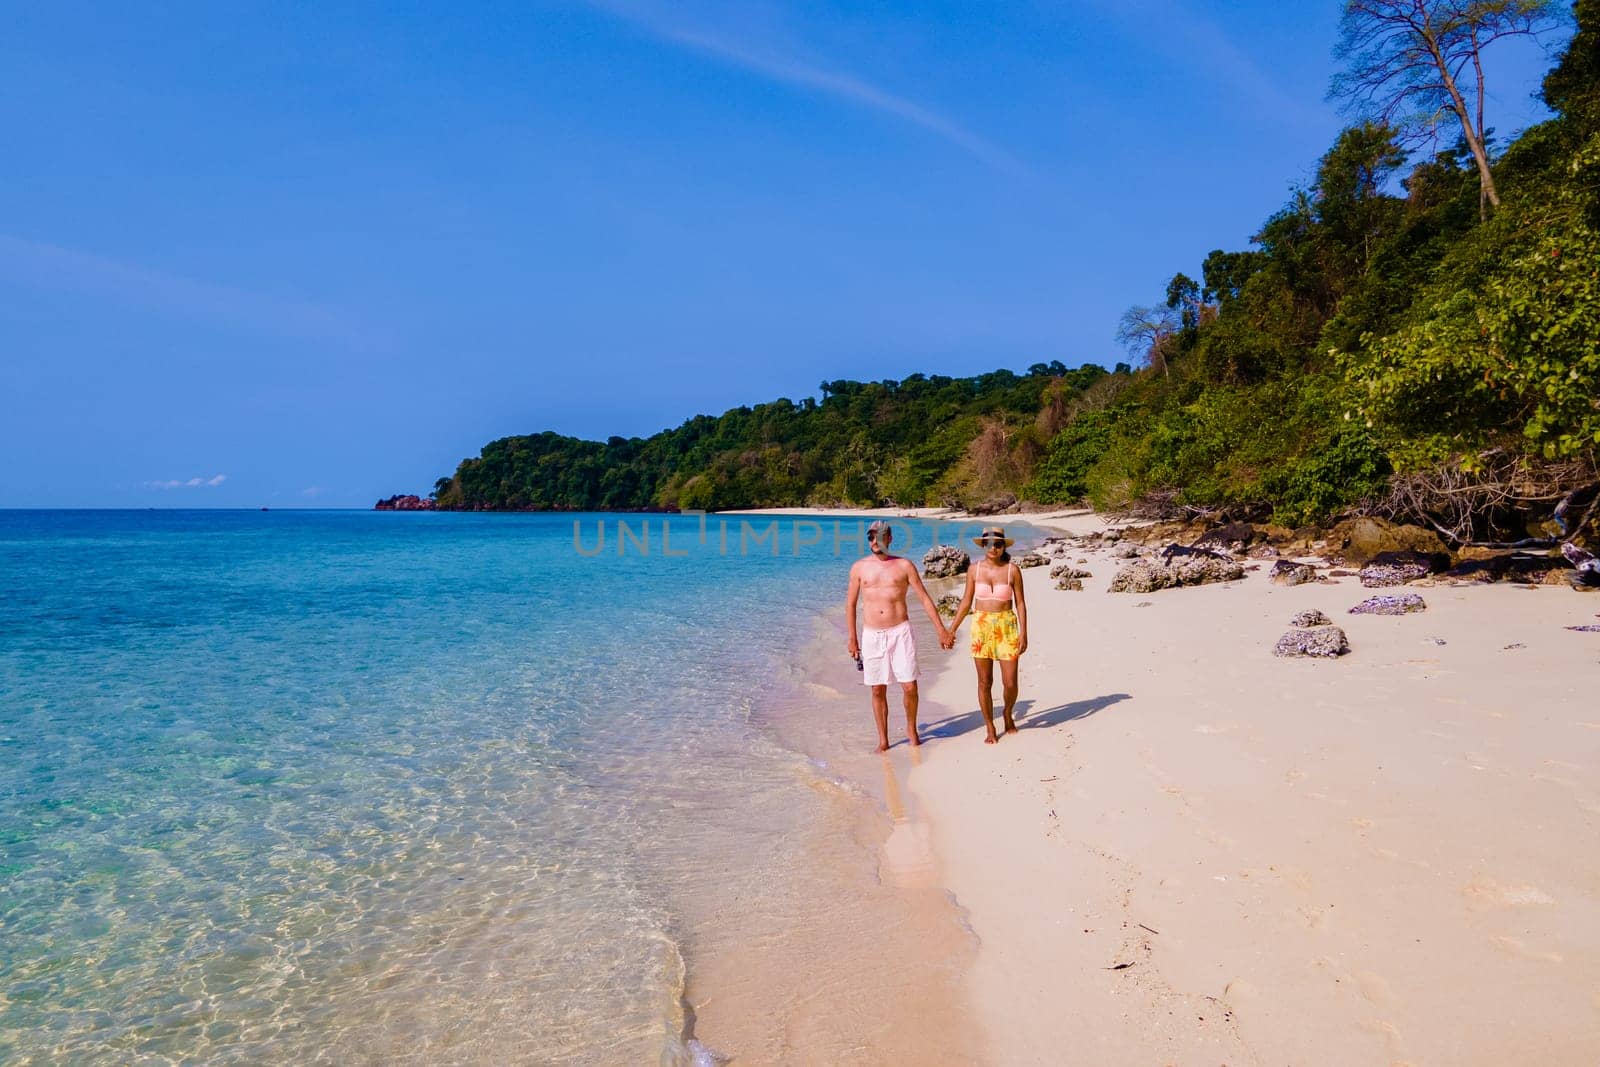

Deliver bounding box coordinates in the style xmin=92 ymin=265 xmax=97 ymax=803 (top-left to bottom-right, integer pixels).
xmin=918 ymin=692 xmax=1131 ymax=742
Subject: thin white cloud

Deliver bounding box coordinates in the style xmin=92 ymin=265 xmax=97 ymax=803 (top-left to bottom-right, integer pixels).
xmin=1080 ymin=0 xmax=1329 ymax=128
xmin=0 ymin=234 xmax=375 ymax=347
xmin=582 ymin=0 xmax=1027 ymax=175
xmin=144 ymin=474 xmax=227 ymax=490
xmin=300 ymin=486 xmax=325 ymax=497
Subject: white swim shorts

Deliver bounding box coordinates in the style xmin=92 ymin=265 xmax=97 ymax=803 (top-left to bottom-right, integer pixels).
xmin=861 ymin=620 xmax=918 ymax=686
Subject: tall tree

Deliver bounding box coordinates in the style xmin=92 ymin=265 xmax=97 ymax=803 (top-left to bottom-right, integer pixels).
xmin=1115 ymin=305 xmax=1181 ymax=378
xmin=1330 ymin=0 xmax=1565 ymax=217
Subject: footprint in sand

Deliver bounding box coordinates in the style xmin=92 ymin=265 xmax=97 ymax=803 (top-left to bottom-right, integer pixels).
xmin=1463 ymin=875 xmax=1556 ymax=908
xmin=1355 ymin=971 xmax=1397 ymax=1008
xmin=1491 ymin=935 xmax=1564 ymax=963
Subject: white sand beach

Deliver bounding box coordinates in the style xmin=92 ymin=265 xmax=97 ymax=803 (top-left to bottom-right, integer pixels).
xmin=903 ymin=511 xmax=1600 ymax=1063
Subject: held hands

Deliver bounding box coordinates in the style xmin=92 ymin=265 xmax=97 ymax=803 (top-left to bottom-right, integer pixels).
xmin=938 ymin=626 xmax=955 ymax=651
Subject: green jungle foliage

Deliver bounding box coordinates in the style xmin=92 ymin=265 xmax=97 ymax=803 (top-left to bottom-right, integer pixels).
xmin=434 ymin=4 xmax=1598 ymax=529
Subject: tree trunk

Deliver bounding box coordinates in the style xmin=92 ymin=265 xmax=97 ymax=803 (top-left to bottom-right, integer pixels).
xmin=1424 ymin=27 xmax=1502 ymax=217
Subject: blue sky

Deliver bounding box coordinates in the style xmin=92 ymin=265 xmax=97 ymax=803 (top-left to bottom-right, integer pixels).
xmin=1 ymin=1 xmax=1569 ymax=506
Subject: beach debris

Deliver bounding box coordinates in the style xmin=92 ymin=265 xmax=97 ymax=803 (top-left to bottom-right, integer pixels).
xmin=1563 ymin=542 xmax=1600 ymax=587
xmin=1270 ymin=560 xmax=1318 ymax=587
xmin=1360 ymin=549 xmax=1449 ymax=587
xmin=1135 ymin=600 xmax=1153 ymax=607
xmin=1105 ymin=962 xmax=1136 ymax=971
xmin=1349 ymin=593 xmax=1427 ymax=615
xmin=1137 ymin=923 xmax=1161 ymax=935
xmin=1565 ymin=624 xmax=1600 ymax=632
xmin=1273 ymin=626 xmax=1350 ymax=658
xmin=1015 ymin=551 xmax=1050 ymax=568
xmin=1109 ymin=556 xmax=1245 ymax=593
xmin=922 ymin=544 xmax=970 ymax=579
xmin=1112 ymin=542 xmax=1141 ymax=559
xmin=1428 ymin=636 xmax=1448 ymax=645
xmin=1503 ymin=642 xmax=1526 ymax=650
xmin=1288 ymin=609 xmax=1332 ymax=628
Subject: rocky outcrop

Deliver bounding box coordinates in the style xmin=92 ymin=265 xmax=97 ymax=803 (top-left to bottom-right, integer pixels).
xmin=1274 ymin=626 xmax=1350 ymax=658
xmin=923 ymin=545 xmax=971 ymax=579
xmin=936 ymin=593 xmax=961 ymax=617
xmin=1108 ymin=556 xmax=1245 ymax=593
xmin=1055 ymin=576 xmax=1085 ymax=591
xmin=1325 ymin=516 xmax=1447 ymax=565
xmin=1270 ymin=561 xmax=1318 ymax=587
xmin=1159 ymin=543 xmax=1232 ymax=563
xmin=1289 ymin=609 xmax=1332 ymax=627
xmin=969 ymin=493 xmax=1018 ymax=516
xmin=1349 ymin=593 xmax=1427 ymax=615
xmin=1050 ymin=562 xmax=1092 ymax=580
xmin=1427 ymin=553 xmax=1570 ymax=586
xmin=374 ymin=494 xmax=435 ymax=511
xmin=1015 ymin=551 xmax=1050 ymax=569
xmin=1112 ymin=542 xmax=1142 ymax=559
xmin=1190 ymin=522 xmax=1283 ymax=555
xmin=1359 ymin=549 xmax=1450 ymax=587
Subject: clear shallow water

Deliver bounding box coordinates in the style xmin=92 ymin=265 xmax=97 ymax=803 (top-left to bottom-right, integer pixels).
xmin=0 ymin=509 xmax=952 ymax=1064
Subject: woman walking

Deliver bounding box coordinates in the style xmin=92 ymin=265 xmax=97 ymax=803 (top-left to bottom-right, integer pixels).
xmin=948 ymin=526 xmax=1029 ymax=744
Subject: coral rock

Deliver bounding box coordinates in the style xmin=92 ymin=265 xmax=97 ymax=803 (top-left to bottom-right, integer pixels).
xmin=1289 ymin=609 xmax=1332 ymax=628
xmin=922 ymin=545 xmax=971 ymax=579
xmin=1349 ymin=593 xmax=1427 ymax=615
xmin=1274 ymin=626 xmax=1350 ymax=658
xmin=1270 ymin=561 xmax=1318 ymax=586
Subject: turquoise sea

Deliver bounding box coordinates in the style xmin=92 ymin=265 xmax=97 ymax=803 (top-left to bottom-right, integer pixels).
xmin=0 ymin=510 xmax=1000 ymax=1064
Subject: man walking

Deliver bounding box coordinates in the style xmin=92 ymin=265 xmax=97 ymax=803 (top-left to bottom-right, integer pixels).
xmin=845 ymin=520 xmax=954 ymax=751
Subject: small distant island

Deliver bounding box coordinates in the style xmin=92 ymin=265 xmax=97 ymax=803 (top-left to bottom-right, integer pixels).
xmin=373 ymin=494 xmax=435 ymax=511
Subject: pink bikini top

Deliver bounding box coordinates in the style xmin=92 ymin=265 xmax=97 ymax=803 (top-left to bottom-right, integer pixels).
xmin=974 ymin=570 xmax=1013 ymax=603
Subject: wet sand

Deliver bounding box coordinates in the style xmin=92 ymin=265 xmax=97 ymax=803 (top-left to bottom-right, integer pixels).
xmin=679 ymin=614 xmax=982 ymax=1064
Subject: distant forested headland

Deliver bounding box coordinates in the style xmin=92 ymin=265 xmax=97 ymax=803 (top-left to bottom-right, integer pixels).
xmin=426 ymin=2 xmax=1599 ymax=545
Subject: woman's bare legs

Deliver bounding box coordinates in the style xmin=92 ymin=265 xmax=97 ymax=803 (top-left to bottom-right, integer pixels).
xmin=999 ymin=658 xmax=1020 ymax=734
xmin=974 ymin=657 xmax=998 ymax=744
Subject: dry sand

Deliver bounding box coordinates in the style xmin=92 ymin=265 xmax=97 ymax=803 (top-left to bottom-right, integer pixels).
xmin=906 ymin=511 xmax=1600 ymax=1064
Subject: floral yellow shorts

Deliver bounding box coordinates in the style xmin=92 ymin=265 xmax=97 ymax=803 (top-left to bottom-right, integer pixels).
xmin=970 ymin=609 xmax=1020 ymax=661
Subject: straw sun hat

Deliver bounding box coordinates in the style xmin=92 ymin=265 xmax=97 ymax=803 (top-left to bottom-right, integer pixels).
xmin=972 ymin=526 xmax=1014 ymax=548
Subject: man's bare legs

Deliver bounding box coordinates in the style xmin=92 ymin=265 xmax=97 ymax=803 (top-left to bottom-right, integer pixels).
xmin=974 ymin=658 xmax=999 ymax=744
xmin=901 ymin=680 xmax=920 ymax=747
xmin=870 ymin=681 xmax=921 ymax=752
xmin=870 ymin=684 xmax=891 ymax=752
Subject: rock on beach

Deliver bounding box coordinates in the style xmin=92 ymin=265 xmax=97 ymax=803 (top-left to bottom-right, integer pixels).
xmin=923 ymin=545 xmax=970 ymax=580
xmin=1349 ymin=593 xmax=1427 ymax=616
xmin=1274 ymin=626 xmax=1350 ymax=658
